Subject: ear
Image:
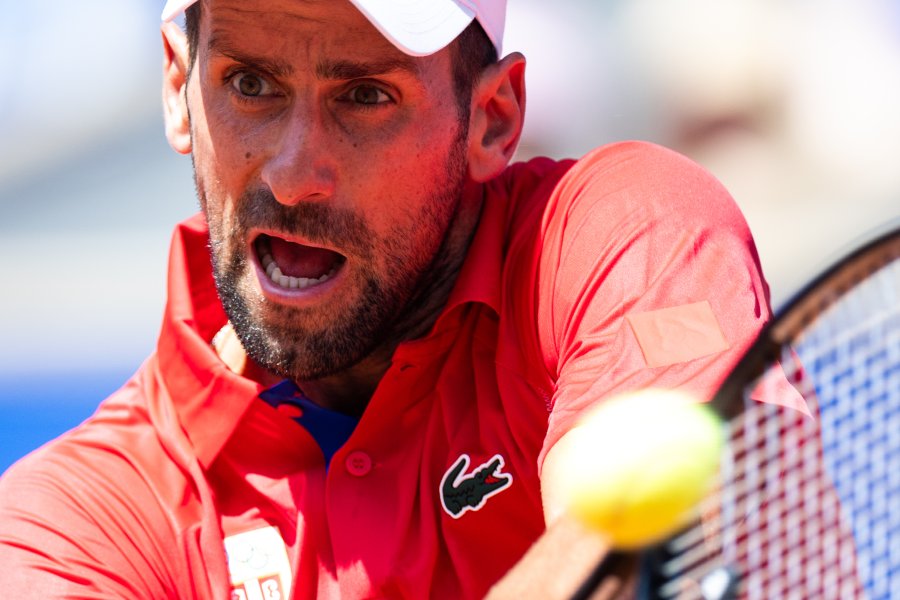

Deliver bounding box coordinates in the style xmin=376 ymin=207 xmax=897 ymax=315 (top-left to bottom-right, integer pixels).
xmin=467 ymin=52 xmax=526 ymax=182
xmin=161 ymin=21 xmax=192 ymax=155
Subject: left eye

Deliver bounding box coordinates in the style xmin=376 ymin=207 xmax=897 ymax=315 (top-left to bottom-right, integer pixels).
xmin=343 ymin=85 xmax=392 ymax=105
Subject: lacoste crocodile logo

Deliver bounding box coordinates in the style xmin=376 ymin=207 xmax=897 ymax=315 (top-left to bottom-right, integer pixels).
xmin=440 ymin=454 xmax=513 ymax=518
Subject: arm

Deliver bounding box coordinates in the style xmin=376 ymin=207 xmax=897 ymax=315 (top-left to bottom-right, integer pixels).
xmin=0 ymin=423 xmax=212 ymax=599
xmin=491 ymin=142 xmax=771 ymax=598
xmin=485 ymin=507 xmax=635 ymax=600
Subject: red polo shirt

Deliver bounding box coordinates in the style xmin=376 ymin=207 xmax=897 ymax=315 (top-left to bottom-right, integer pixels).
xmin=0 ymin=142 xmax=771 ymax=598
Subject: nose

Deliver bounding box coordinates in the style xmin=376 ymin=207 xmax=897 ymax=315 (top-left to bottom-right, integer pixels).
xmin=260 ymin=105 xmax=337 ymax=206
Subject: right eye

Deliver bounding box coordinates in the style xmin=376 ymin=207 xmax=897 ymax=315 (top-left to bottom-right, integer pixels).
xmin=230 ymin=71 xmax=274 ymax=98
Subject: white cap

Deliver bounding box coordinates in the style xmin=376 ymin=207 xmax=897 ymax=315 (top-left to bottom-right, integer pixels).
xmin=161 ymin=0 xmax=505 ymax=57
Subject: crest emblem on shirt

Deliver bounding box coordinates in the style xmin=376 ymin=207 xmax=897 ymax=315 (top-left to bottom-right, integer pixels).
xmin=440 ymin=453 xmax=513 ymax=518
xmin=224 ymin=526 xmax=293 ymax=600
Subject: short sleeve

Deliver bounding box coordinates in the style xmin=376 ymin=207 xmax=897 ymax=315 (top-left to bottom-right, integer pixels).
xmin=0 ymin=436 xmax=187 ymax=598
xmin=536 ymin=142 xmax=771 ymax=471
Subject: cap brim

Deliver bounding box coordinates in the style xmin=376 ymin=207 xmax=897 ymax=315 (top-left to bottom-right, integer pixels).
xmin=160 ymin=0 xmax=484 ymax=57
xmin=348 ymin=0 xmax=475 ymax=57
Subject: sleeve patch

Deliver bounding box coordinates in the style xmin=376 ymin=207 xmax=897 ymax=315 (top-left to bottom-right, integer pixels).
xmin=626 ymin=301 xmax=730 ymax=368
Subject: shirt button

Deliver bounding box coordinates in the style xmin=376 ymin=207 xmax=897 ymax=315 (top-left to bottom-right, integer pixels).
xmin=345 ymin=451 xmax=373 ymax=477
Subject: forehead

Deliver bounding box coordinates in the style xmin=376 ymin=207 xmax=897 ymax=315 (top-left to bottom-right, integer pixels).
xmin=197 ymin=0 xmax=416 ymax=66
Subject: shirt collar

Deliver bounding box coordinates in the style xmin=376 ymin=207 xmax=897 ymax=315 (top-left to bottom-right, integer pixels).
xmin=155 ymin=214 xmax=265 ymax=469
xmin=442 ymin=184 xmax=505 ymax=316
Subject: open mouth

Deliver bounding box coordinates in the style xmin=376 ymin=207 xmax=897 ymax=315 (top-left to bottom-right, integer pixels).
xmin=254 ymin=233 xmax=346 ymax=290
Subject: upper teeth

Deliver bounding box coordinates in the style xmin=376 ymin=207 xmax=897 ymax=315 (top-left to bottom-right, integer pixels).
xmin=261 ymin=253 xmax=336 ymax=290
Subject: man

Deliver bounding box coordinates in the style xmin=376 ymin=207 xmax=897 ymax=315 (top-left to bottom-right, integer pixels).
xmin=0 ymin=1 xmax=771 ymax=598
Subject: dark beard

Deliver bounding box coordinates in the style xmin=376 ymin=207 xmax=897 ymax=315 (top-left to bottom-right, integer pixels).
xmin=213 ymin=219 xmax=392 ymax=381
xmin=201 ymin=133 xmax=470 ymax=382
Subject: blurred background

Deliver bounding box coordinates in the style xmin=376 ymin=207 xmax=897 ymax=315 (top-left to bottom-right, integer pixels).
xmin=2 ymin=0 xmax=899 ymax=471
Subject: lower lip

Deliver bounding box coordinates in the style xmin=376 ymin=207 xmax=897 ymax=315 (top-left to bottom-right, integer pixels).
xmin=251 ymin=252 xmax=345 ymax=306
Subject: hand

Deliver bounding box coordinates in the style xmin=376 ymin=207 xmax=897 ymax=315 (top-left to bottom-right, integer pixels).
xmin=485 ymin=515 xmax=638 ymax=600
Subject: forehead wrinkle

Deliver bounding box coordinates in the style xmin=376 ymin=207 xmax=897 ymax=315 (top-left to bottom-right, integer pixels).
xmin=207 ymin=32 xmax=295 ymax=77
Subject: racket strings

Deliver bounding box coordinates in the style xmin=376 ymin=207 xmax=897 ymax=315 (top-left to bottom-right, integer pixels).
xmin=653 ymin=255 xmax=899 ymax=599
xmin=798 ymin=261 xmax=900 ymax=600
xmin=658 ymin=399 xmax=859 ymax=600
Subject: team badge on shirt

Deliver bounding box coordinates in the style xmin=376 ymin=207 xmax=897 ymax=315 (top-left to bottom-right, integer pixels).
xmin=224 ymin=526 xmax=293 ymax=600
xmin=440 ymin=453 xmax=513 ymax=518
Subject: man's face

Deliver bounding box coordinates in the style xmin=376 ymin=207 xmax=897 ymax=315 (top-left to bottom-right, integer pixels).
xmin=185 ymin=0 xmax=474 ymax=381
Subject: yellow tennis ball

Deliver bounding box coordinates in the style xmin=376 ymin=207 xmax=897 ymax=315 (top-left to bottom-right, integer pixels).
xmin=557 ymin=389 xmax=724 ymax=549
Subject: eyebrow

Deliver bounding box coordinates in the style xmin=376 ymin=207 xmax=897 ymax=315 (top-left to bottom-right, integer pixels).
xmin=208 ymin=33 xmax=295 ymax=77
xmin=315 ymin=56 xmax=420 ymax=81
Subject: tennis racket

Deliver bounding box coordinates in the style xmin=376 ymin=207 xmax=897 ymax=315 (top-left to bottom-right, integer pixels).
xmin=573 ymin=221 xmax=900 ymax=600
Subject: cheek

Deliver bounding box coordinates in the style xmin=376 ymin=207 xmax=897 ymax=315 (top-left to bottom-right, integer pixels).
xmin=191 ymin=113 xmax=257 ymax=212
xmin=362 ymin=143 xmax=463 ymax=263
xmin=190 ymin=133 xmax=244 ymax=252
xmin=192 ymin=92 xmax=262 ymax=173
xmin=360 ymin=116 xmax=462 ymax=196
